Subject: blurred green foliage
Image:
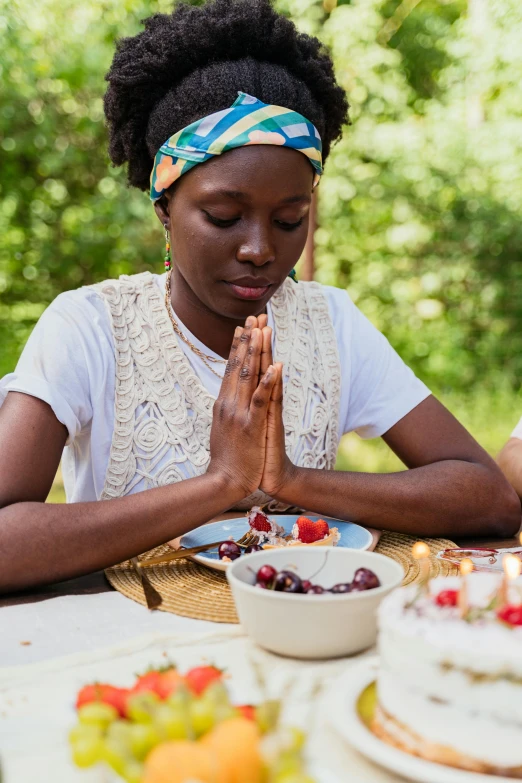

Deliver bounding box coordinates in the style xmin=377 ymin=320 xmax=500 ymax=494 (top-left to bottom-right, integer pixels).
xmin=0 ymin=0 xmax=521 ymax=427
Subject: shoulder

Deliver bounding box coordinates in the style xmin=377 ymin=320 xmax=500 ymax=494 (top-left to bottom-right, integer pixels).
xmin=294 ymin=281 xmax=356 ymax=341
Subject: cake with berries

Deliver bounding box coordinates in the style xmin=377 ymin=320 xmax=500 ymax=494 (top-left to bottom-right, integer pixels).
xmin=375 ymin=573 xmax=522 ymax=776
xmin=247 ymin=508 xmax=340 ymax=549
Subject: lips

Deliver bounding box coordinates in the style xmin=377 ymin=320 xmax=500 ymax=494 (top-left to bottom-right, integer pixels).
xmin=224 ymin=278 xmax=273 ymax=301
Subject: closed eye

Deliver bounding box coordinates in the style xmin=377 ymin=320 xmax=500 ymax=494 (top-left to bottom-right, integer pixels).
xmin=203 ymin=211 xmax=239 ymax=228
xmin=276 ymin=218 xmax=304 ymax=231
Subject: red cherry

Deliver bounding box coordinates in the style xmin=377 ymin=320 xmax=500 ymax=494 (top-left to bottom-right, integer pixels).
xmin=352 ymin=568 xmax=380 ymax=590
xmin=218 ymin=541 xmax=241 ymax=560
xmin=301 ymin=580 xmax=313 ymax=593
xmin=435 ymin=589 xmax=459 ymax=607
xmin=256 ymin=565 xmax=277 ymax=586
xmin=497 ymin=605 xmax=522 ymax=626
xmin=330 ymin=582 xmax=353 ymax=594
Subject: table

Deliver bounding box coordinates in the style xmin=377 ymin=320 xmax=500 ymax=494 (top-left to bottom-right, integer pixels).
xmin=1 ymin=529 xmax=520 ymax=783
xmin=2 ymin=531 xmax=518 ymax=611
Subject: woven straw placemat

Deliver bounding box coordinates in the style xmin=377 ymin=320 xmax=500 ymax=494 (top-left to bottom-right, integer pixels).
xmin=105 ymin=532 xmax=458 ymax=623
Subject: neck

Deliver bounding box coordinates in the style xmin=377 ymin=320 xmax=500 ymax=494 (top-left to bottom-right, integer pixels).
xmin=167 ymin=268 xmax=256 ymax=359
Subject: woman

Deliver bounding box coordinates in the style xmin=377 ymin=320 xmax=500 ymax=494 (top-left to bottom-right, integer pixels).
xmin=0 ymin=0 xmax=518 ymax=593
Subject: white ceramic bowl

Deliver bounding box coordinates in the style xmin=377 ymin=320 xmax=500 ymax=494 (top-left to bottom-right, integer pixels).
xmin=227 ymin=547 xmax=403 ymax=659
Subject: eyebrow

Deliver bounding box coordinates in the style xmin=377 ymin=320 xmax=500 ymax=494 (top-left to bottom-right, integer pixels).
xmin=203 ymin=189 xmax=310 ymax=205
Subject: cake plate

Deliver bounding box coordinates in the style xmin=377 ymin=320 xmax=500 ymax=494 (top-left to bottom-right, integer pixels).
xmin=326 ymin=656 xmax=514 ymax=783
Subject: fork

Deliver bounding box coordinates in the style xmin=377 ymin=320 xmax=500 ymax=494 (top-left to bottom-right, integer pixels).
xmin=130 ymin=556 xmax=163 ymax=609
xmin=140 ymin=531 xmax=257 ymax=567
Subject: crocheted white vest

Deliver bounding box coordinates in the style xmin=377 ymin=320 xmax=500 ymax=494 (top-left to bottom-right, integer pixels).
xmin=92 ymin=272 xmax=341 ymax=510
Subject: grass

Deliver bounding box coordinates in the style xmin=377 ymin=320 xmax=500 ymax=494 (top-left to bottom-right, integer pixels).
xmin=48 ymin=389 xmax=520 ymax=503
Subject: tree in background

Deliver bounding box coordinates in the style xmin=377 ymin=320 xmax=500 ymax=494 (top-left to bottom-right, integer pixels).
xmin=1 ymin=0 xmax=521 ymax=402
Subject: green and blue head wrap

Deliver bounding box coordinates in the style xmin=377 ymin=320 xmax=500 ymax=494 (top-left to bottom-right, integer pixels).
xmin=150 ymin=92 xmax=323 ymax=201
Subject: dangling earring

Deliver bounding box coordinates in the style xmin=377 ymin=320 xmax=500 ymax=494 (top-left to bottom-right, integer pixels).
xmin=164 ymin=226 xmax=171 ymax=272
xmin=288 ymin=268 xmax=298 ymax=283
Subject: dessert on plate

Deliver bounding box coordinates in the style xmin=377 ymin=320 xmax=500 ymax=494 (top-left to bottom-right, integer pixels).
xmin=247 ymin=507 xmax=340 ymax=549
xmin=374 ymin=572 xmax=522 ymax=777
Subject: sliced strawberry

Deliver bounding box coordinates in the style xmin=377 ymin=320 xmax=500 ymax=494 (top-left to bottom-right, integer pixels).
xmin=76 ymin=683 xmax=129 ymax=717
xmin=132 ymin=671 xmax=163 ymax=695
xmin=248 ymin=510 xmax=272 ymax=533
xmin=237 ymin=704 xmax=256 ymax=721
xmin=497 ymin=605 xmax=522 ymax=626
xmin=157 ymin=668 xmax=184 ymax=699
xmin=434 ymin=589 xmax=458 ymax=607
xmin=294 ymin=517 xmax=330 ymax=544
xmin=184 ymin=665 xmax=223 ymax=696
xmin=131 ymin=667 xmax=183 ymax=700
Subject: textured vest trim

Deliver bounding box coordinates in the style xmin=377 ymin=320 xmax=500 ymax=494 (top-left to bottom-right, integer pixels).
xmin=91 ymin=273 xmax=341 ymax=510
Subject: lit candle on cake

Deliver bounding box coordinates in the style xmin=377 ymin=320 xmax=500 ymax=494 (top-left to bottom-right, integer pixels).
xmin=498 ymin=554 xmax=521 ymax=608
xmin=412 ymin=541 xmax=431 ymax=591
xmin=458 ymin=557 xmax=473 ymax=616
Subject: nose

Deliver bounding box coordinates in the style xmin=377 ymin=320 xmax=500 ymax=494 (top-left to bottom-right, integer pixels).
xmin=236 ymin=220 xmax=275 ymax=266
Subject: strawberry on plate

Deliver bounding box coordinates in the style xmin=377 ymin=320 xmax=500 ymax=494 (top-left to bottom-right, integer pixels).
xmin=247 ymin=506 xmax=285 ymax=541
xmin=247 ymin=507 xmax=273 ymax=534
xmin=76 ymin=683 xmax=129 ymax=717
xmin=292 ymin=517 xmax=330 ymax=544
xmin=184 ymin=665 xmax=223 ymax=696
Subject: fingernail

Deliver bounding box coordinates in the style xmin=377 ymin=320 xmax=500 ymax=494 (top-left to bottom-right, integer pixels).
xmin=234 ymin=326 xmax=242 ymax=337
xmin=246 ymin=316 xmax=255 ymax=328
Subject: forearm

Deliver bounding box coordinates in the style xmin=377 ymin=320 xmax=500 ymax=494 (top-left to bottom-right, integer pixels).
xmin=0 ymin=472 xmax=239 ymax=593
xmin=276 ymin=461 xmax=521 ymax=538
xmin=498 ymin=439 xmax=522 ymax=499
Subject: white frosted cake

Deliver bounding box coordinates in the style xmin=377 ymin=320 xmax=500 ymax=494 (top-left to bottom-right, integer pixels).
xmin=375 ymin=573 xmax=522 ymax=776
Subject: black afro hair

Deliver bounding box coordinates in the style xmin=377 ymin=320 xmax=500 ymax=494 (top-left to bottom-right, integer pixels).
xmin=104 ymin=0 xmax=349 ymax=191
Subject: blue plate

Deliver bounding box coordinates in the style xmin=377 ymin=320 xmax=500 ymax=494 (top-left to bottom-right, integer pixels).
xmin=180 ymin=515 xmax=373 ymax=572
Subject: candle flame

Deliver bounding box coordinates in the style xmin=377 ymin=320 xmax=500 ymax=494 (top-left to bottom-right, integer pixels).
xmin=503 ymin=554 xmax=521 ymax=581
xmin=412 ymin=541 xmax=430 ymax=560
xmin=460 ymin=558 xmax=473 ymax=576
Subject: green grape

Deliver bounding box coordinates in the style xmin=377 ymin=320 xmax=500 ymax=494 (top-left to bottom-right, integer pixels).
xmin=155 ymin=703 xmax=190 ymax=740
xmin=272 ymin=775 xmax=316 ymax=783
xmin=256 ymin=700 xmax=281 ymax=734
xmin=129 ymin=722 xmax=161 ymax=760
xmin=287 ymin=727 xmax=306 ymax=752
xmin=69 ymin=723 xmax=103 ymax=745
xmin=102 ymin=738 xmax=130 ymax=776
xmin=189 ymin=697 xmax=216 ymax=738
xmin=78 ymin=701 xmax=118 ymax=728
xmin=204 ymin=681 xmax=230 ymax=708
xmin=215 ymin=703 xmax=240 ymax=724
xmin=271 ymin=751 xmax=303 ymax=778
xmin=121 ymin=759 xmax=144 ymax=783
xmin=166 ymin=685 xmax=192 ymax=711
xmin=70 ymin=735 xmax=105 ymax=768
xmin=126 ymin=691 xmax=160 ymax=724
xmin=106 ymin=720 xmax=133 ymax=750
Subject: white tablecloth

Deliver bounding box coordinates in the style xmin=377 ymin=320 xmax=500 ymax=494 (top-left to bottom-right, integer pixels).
xmin=0 ymin=591 xmax=407 ymax=783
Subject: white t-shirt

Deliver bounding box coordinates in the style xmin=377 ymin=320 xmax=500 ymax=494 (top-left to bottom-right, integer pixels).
xmin=0 ymin=274 xmax=430 ymax=502
xmin=512 ymin=418 xmax=522 ymax=441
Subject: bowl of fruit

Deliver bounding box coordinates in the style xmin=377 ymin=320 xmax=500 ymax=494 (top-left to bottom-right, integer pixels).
xmin=69 ymin=663 xmax=318 ymax=783
xmin=227 ymin=548 xmax=403 ymax=659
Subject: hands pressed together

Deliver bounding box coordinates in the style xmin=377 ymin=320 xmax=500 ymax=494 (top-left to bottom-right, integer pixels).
xmin=208 ymin=315 xmax=296 ymax=502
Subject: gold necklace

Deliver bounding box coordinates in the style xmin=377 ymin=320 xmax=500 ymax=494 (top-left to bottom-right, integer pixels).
xmin=164 ymin=271 xmax=227 ymax=379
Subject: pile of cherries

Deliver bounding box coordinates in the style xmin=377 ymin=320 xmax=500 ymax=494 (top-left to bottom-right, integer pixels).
xmin=254 ymin=565 xmax=380 ymax=594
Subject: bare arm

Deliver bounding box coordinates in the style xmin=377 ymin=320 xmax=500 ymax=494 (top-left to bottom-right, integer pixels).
xmin=0 ymin=322 xmax=275 ymax=593
xmin=262 ymin=389 xmax=521 ymax=538
xmin=498 ymin=438 xmax=522 ymax=499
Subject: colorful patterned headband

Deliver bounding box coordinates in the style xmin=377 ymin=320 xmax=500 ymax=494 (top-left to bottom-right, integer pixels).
xmin=150 ymin=92 xmax=323 ymax=201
